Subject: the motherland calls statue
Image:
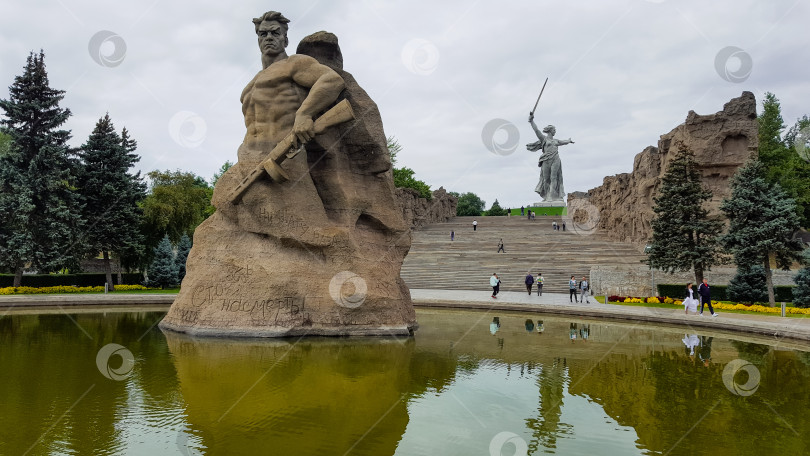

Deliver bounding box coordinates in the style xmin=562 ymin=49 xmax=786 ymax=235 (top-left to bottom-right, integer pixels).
xmin=159 ymin=11 xmax=417 ymax=337
xmin=527 ymin=112 xmax=574 ymax=202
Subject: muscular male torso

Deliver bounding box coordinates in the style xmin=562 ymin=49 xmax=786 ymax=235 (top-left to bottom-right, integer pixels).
xmin=240 ymin=55 xmax=309 ymax=163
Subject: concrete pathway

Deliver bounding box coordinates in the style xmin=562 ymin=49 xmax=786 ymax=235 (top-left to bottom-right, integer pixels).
xmin=2 ymin=290 xmax=810 ymax=343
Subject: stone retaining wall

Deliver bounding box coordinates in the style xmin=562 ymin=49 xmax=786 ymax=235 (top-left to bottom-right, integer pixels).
xmin=589 ymin=264 xmax=796 ymax=297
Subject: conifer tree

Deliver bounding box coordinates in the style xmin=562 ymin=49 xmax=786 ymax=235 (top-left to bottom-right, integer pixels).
xmin=175 ymin=234 xmax=192 ymax=283
xmin=721 ymin=159 xmax=803 ymax=306
xmin=147 ymin=235 xmax=177 ymax=289
xmin=487 ymin=199 xmax=507 ymax=216
xmin=793 ymin=250 xmax=810 ymax=308
xmin=77 ymin=114 xmax=146 ymax=290
xmin=646 ymin=149 xmax=723 ymax=284
xmin=0 ymin=51 xmax=84 ymax=286
xmin=726 ymin=265 xmax=768 ymax=304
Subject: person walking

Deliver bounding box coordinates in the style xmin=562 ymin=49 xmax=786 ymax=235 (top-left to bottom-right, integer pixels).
xmin=472 ymin=219 xmax=478 ymax=231
xmin=524 ymin=272 xmax=535 ymax=295
xmin=490 ymin=273 xmax=500 ymax=298
xmin=497 ymin=239 xmax=505 ymax=253
xmin=569 ymin=276 xmax=578 ymax=303
xmin=536 ymin=272 xmax=544 ymax=296
xmin=579 ymin=276 xmax=590 ymax=303
xmin=562 ymin=221 xmax=566 ymax=231
xmin=450 ymin=230 xmax=455 ymax=241
xmin=553 ymin=221 xmax=557 ymax=231
xmin=521 ymin=206 xmax=525 ymax=216
xmin=684 ymin=282 xmax=698 ymax=315
xmin=697 ymin=278 xmax=718 ymax=317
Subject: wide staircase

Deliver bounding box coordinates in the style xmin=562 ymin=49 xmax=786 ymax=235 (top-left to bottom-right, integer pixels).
xmin=401 ymin=216 xmax=646 ymax=294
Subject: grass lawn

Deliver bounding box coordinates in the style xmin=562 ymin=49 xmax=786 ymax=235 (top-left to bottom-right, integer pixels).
xmin=507 ymin=206 xmax=567 ymax=216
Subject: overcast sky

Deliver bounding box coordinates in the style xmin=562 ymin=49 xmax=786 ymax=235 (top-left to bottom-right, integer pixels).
xmin=2 ymin=0 xmax=808 ymax=209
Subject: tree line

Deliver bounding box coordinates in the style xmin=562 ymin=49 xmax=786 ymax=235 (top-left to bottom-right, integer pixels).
xmin=0 ymin=51 xmax=225 ymax=288
xmin=646 ymin=92 xmax=810 ymax=307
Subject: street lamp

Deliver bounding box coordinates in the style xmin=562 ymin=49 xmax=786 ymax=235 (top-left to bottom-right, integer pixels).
xmin=644 ymin=245 xmax=655 ymax=297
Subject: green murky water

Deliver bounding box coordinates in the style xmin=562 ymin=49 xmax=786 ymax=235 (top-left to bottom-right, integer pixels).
xmin=1 ymin=308 xmax=809 ymax=455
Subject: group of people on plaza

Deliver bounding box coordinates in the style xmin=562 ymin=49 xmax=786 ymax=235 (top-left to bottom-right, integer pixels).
xmin=489 ymin=272 xmax=590 ymax=302
xmin=683 ymin=278 xmax=718 ymax=317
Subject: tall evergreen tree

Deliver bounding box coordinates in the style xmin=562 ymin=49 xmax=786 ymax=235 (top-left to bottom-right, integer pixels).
xmin=721 ymin=159 xmax=803 ymax=306
xmin=758 ymin=93 xmax=792 ymax=184
xmin=175 ymin=233 xmax=192 ymax=283
xmin=646 ymin=149 xmax=723 ymax=284
xmin=758 ymin=94 xmax=810 ymax=227
xmin=785 ymin=115 xmax=810 ymax=227
xmin=0 ymin=51 xmax=84 ymax=286
xmin=77 ymin=115 xmax=146 ymax=290
xmin=147 ymin=235 xmax=177 ymax=289
xmin=793 ymin=250 xmax=810 ymax=308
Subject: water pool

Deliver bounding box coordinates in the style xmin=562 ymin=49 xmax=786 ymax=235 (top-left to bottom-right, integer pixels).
xmin=1 ymin=308 xmax=808 ymax=455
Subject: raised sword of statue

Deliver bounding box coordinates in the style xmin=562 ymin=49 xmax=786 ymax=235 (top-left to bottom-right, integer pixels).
xmin=227 ymin=99 xmax=355 ymax=204
xmin=530 ymin=77 xmax=548 ymax=117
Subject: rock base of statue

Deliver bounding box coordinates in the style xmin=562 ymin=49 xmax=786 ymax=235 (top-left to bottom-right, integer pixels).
xmin=159 ymin=31 xmax=417 ymax=338
xmin=532 ymin=201 xmax=567 ymax=208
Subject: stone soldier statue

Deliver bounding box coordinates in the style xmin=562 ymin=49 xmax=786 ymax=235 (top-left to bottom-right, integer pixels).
xmin=160 ymin=11 xmax=416 ymax=338
xmin=527 ymin=112 xmax=574 ymax=202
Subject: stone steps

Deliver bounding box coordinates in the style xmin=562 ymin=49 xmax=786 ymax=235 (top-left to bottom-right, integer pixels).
xmin=401 ymin=216 xmax=646 ymax=294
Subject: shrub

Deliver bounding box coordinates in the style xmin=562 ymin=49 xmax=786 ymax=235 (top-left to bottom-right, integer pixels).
xmin=0 ymin=273 xmax=144 ymax=288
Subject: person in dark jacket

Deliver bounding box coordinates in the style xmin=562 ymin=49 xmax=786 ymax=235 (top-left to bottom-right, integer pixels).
xmin=525 ymin=272 xmax=535 ymax=295
xmin=697 ymin=278 xmax=718 ymax=317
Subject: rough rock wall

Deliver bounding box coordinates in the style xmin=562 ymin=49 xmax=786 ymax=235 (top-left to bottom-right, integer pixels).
xmin=570 ymin=92 xmax=758 ymax=244
xmin=395 ymin=186 xmax=458 ymax=230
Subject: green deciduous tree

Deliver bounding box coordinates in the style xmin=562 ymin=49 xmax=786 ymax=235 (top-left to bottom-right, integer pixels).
xmin=392 ymin=167 xmax=432 ymax=199
xmin=486 ymin=199 xmax=507 ymax=216
xmin=211 ymin=160 xmax=233 ymax=187
xmin=387 ymin=135 xmax=402 ymax=166
xmin=454 ymin=192 xmax=485 ymax=216
xmin=77 ymin=115 xmax=146 ymax=290
xmin=140 ymin=170 xmax=211 ymax=248
xmin=147 ymin=235 xmax=177 ymax=289
xmin=721 ymin=159 xmax=803 ymax=306
xmin=0 ymin=51 xmax=84 ymax=286
xmin=175 ymin=233 xmax=192 ymax=284
xmin=386 ymin=136 xmax=432 ymax=199
xmin=646 ymin=149 xmax=723 ymax=284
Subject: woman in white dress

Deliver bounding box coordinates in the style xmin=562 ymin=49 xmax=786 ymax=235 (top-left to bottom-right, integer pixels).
xmin=684 ymin=282 xmax=698 ymax=315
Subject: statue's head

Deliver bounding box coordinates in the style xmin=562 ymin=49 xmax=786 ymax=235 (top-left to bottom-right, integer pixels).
xmin=542 ymin=125 xmax=556 ymax=135
xmin=253 ymin=11 xmax=290 ymax=58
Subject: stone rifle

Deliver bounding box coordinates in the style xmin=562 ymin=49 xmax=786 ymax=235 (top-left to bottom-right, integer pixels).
xmin=228 ymin=99 xmax=355 ymax=204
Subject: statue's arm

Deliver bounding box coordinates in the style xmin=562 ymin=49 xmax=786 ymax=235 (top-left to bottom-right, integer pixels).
xmin=557 ymin=138 xmax=575 ymax=145
xmin=529 ymin=119 xmax=546 ymax=142
xmin=289 ymin=55 xmax=346 ymax=143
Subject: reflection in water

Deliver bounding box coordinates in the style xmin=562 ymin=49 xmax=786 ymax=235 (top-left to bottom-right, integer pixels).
xmin=1 ymin=310 xmax=810 ymax=455
xmin=163 ymin=332 xmax=417 ymax=455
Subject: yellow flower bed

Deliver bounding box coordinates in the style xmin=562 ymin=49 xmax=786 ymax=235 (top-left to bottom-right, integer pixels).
xmin=663 ymin=297 xmax=810 ymax=315
xmin=0 ymin=284 xmax=153 ymax=295
xmin=647 ymin=297 xmax=660 ymax=304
